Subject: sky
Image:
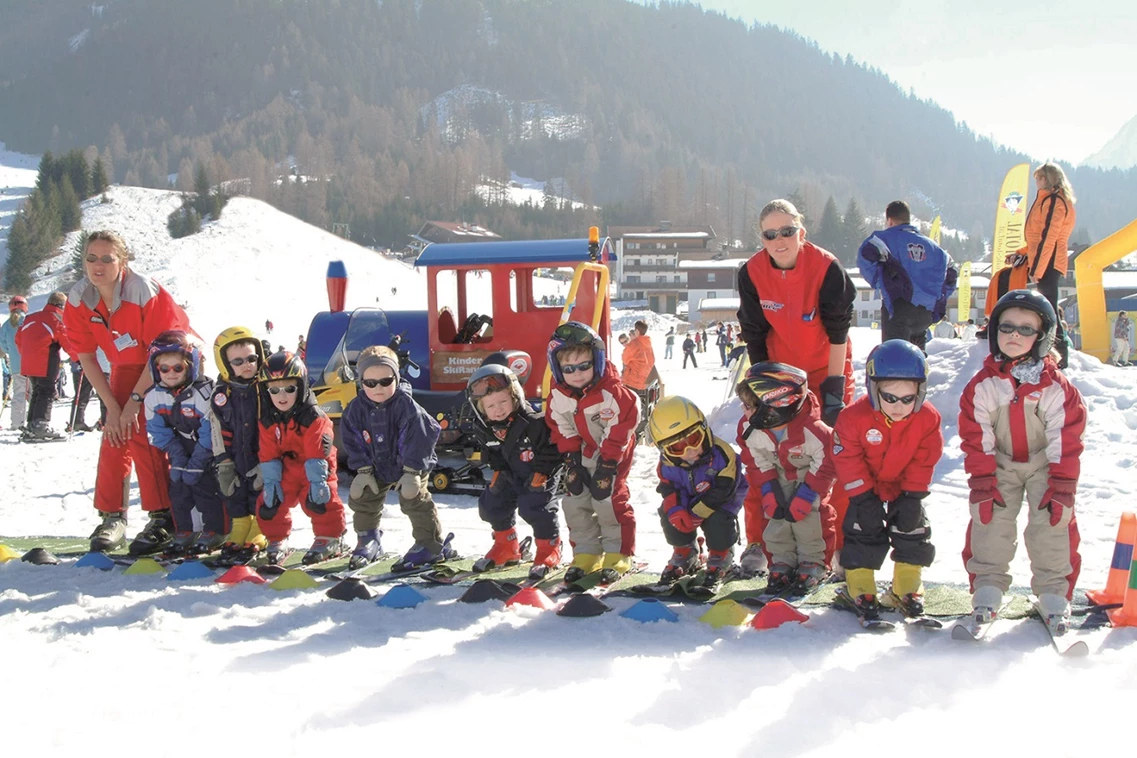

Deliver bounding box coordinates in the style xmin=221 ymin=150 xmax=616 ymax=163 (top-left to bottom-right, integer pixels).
xmin=645 ymin=0 xmax=1137 ymax=165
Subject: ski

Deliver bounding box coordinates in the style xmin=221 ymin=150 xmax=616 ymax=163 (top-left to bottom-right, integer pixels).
xmin=419 ymin=536 xmax=533 ymax=585
xmin=1031 ymin=602 xmax=1090 ymax=657
xmin=356 ymin=557 xmax=466 ymax=586
xmin=258 ymin=548 xmax=351 ymax=577
xmin=881 ymin=590 xmax=944 ymax=629
xmin=951 ymin=600 xmax=1014 ymax=642
xmin=833 ymin=586 xmax=898 ymax=631
xmin=546 ymin=561 xmax=649 ymax=598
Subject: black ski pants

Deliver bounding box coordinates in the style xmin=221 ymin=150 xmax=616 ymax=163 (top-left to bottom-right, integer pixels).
xmin=659 ymin=504 xmax=738 ymax=553
xmin=169 ymin=468 xmax=226 ymax=535
xmin=1035 ymin=268 xmax=1069 ymax=364
xmin=841 ymin=495 xmax=935 ymax=570
xmin=27 ymin=349 xmax=61 ymax=428
xmin=881 ymin=300 xmax=934 ymax=352
xmin=683 ymin=349 xmax=698 ymax=369
xmin=225 ymin=476 xmax=260 ymax=520
xmin=478 ymin=475 xmax=559 ymax=539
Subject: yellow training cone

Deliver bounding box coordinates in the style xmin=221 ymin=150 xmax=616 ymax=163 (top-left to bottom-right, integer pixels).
xmin=123 ymin=558 xmax=167 ymax=575
xmin=698 ymin=599 xmax=752 ymax=629
xmin=270 ymin=569 xmax=319 ymax=591
xmin=0 ymin=545 xmax=22 ymax=563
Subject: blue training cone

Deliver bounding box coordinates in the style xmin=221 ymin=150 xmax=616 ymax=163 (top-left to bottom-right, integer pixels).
xmin=166 ymin=561 xmax=215 ymax=581
xmin=620 ymin=598 xmax=680 ymax=623
xmin=376 ymin=584 xmax=428 ymax=609
xmin=74 ymin=552 xmax=115 ymax=570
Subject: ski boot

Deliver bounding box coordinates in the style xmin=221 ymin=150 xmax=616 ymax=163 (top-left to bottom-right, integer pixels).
xmin=193 ymin=531 xmax=226 ymax=556
xmin=474 ymin=528 xmax=521 ymax=572
xmin=599 ymin=552 xmax=632 ymax=585
xmin=302 ymin=535 xmax=347 ymax=565
xmin=564 ymin=553 xmax=602 ymax=583
xmin=162 ymin=531 xmax=198 ymax=559
xmin=737 ymin=542 xmax=768 ymax=579
xmin=128 ymin=510 xmax=175 ymax=556
xmin=765 ymin=563 xmax=796 ymax=595
xmin=854 ymin=593 xmax=882 ymax=621
xmin=88 ymin=513 xmax=127 ymax=553
xmin=265 ymin=538 xmax=291 ymax=566
xmin=701 ymin=547 xmax=735 ymax=590
xmin=1038 ymin=593 xmax=1071 ymax=635
xmin=971 ymin=585 xmax=1004 ymax=624
xmin=533 ymin=537 xmax=562 ymax=569
xmin=22 ymin=422 xmax=64 ymax=442
xmin=659 ymin=544 xmax=702 ymax=584
xmin=796 ymin=562 xmax=828 ymax=590
xmin=349 ymin=529 xmax=383 ymax=570
xmin=889 ymin=562 xmax=924 ymax=618
xmin=395 ymin=533 xmax=457 ymax=571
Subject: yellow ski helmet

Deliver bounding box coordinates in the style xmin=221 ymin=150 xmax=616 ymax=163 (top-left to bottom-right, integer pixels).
xmin=213 ymin=326 xmax=266 ymax=382
xmin=649 ymin=396 xmax=711 ymax=464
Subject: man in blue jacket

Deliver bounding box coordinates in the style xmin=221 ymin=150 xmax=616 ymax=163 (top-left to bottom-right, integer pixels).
xmin=858 ymin=201 xmax=958 ymax=352
xmin=0 ymin=296 xmax=29 ymax=430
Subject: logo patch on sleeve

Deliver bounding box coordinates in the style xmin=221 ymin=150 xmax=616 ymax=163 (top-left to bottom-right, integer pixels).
xmin=695 ymin=481 xmax=711 ymax=493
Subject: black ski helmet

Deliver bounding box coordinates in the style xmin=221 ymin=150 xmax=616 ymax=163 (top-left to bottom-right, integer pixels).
xmin=989 ymin=289 xmax=1056 ymax=361
xmin=737 ymin=361 xmax=808 ymax=429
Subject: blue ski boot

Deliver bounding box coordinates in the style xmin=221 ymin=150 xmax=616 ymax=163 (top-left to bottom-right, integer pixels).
xmin=349 ymin=529 xmax=383 ymax=570
xmin=394 ymin=533 xmax=457 ymax=571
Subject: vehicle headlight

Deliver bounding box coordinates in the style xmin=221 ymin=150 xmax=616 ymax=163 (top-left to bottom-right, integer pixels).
xmin=320 ymin=400 xmax=343 ymax=415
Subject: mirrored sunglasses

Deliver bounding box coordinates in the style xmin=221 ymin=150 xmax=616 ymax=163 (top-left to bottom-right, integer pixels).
xmin=268 ymin=384 xmax=298 ymax=395
xmin=761 ymin=225 xmax=800 ymax=241
xmin=560 ymin=360 xmax=594 ymax=375
xmin=361 ymin=376 xmax=397 ymax=389
xmin=157 ymin=364 xmax=186 ymax=375
xmin=229 ymin=355 xmax=258 ymax=367
xmin=663 ymin=427 xmax=706 ymax=457
xmin=997 ymin=323 xmax=1040 ymax=337
xmin=878 ymin=391 xmax=917 ymax=405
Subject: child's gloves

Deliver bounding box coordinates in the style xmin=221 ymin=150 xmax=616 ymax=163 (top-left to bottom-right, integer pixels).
xmin=527 ymin=473 xmax=548 ymax=492
xmin=247 ymin=465 xmax=263 ymax=491
xmin=968 ymin=475 xmax=1003 ymax=525
xmin=667 ymin=506 xmax=698 ymax=533
xmin=589 ymin=458 xmax=619 ymax=500
xmin=1039 ymin=479 xmax=1076 ymax=527
xmin=760 ymin=481 xmax=787 ymax=520
xmin=305 ymin=459 xmax=331 ymax=514
xmin=819 ymin=376 xmax=846 ymax=427
xmin=563 ymin=451 xmax=590 ymax=497
xmin=217 ymin=460 xmax=238 ymax=497
xmin=399 ymin=467 xmax=425 ymax=500
xmin=787 ymin=483 xmax=818 ymax=523
xmin=180 ymin=465 xmax=204 ymax=486
xmin=847 ymin=491 xmax=885 ymax=532
xmin=169 ymin=466 xmax=184 ymax=484
xmin=350 ymin=465 xmax=380 ymax=500
xmin=488 ymin=470 xmax=506 ymax=494
xmin=888 ymin=491 xmax=927 ymax=533
xmin=167 ymin=447 xmax=189 ymax=483
xmin=260 ymin=459 xmax=284 ymax=518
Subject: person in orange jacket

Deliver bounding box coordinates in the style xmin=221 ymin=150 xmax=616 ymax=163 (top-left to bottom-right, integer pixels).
xmin=15 ymin=291 xmax=69 ymax=441
xmin=621 ymin=320 xmax=655 ymax=392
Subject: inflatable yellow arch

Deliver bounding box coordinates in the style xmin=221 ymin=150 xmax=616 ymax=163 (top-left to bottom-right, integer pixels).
xmin=1075 ymin=218 xmax=1137 ymax=361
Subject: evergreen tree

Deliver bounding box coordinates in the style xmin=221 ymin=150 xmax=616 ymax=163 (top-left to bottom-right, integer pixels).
xmin=59 ymin=175 xmax=82 ymax=232
xmin=63 ymin=149 xmax=91 ymax=199
xmin=840 ymin=197 xmax=868 ymax=264
xmin=785 ymin=189 xmax=812 ymax=231
xmin=91 ymin=156 xmax=109 ymax=194
xmin=34 ymin=152 xmax=55 ymax=194
xmin=815 ymin=196 xmax=843 ymax=255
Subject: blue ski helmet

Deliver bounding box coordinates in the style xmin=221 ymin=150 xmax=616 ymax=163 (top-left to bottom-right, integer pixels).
xmin=989 ymin=289 xmax=1056 ymax=361
xmin=546 ymin=321 xmax=606 ymax=387
xmin=148 ymin=330 xmax=203 ymax=385
xmin=865 ymin=340 xmax=928 ymax=412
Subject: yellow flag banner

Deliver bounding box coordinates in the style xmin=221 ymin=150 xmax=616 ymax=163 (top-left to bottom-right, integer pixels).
xmin=930 ymin=216 xmax=942 ymax=245
xmin=990 ymin=163 xmax=1030 ymax=278
xmin=957 ymin=261 xmax=972 ymax=322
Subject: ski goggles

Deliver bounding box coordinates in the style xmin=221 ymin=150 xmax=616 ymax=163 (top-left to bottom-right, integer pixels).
xmin=468 ymin=373 xmax=512 ymax=399
xmin=878 ymin=391 xmax=918 ymax=405
xmin=157 ymin=363 xmax=186 ymax=375
xmin=662 ymin=426 xmax=706 ymax=458
xmin=760 ymin=225 xmax=800 ymax=242
xmin=228 ymin=355 xmax=258 ymax=367
xmin=361 ymin=376 xmax=397 ymax=389
xmin=268 ymin=384 xmax=298 ymax=395
xmin=997 ymin=323 xmax=1041 ymax=337
xmin=560 ymin=360 xmax=594 ymax=375
xmin=553 ymin=323 xmax=597 ymax=344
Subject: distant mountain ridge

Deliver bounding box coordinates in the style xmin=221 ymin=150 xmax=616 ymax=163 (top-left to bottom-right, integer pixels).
xmin=1084 ymin=113 xmax=1137 ymax=171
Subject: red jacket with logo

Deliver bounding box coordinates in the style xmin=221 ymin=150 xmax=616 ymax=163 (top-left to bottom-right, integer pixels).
xmin=737 ymin=241 xmax=856 ymax=400
xmin=546 ymin=362 xmax=640 ymax=463
xmin=63 ymin=270 xmax=191 ymax=367
xmin=832 ymin=395 xmax=943 ymax=502
xmin=15 ymin=303 xmax=69 ymax=378
xmin=259 ymin=398 xmax=339 ymax=477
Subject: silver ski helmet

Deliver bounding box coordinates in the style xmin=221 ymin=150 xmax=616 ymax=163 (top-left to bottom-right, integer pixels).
xmin=989 ymin=289 xmax=1056 ymax=361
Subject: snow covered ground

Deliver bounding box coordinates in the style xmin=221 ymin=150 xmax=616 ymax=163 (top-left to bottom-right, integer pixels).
xmin=0 ymin=141 xmax=40 ymax=269
xmin=2 ymin=186 xmax=1137 ymax=756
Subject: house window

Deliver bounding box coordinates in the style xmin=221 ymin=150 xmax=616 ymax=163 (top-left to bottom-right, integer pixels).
xmin=861 ymin=291 xmax=870 ymax=301
xmin=674 ymin=275 xmax=681 ymax=283
xmin=627 ymin=275 xmax=640 ymax=284
xmin=656 ymin=275 xmax=666 ymax=283
xmin=873 ymin=310 xmax=880 ymax=320
xmin=708 ymin=272 xmax=717 ymax=283
xmin=636 ymin=291 xmax=644 ymax=300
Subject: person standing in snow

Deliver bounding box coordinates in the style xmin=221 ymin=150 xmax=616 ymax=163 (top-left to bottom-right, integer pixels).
xmin=681 ymin=333 xmax=698 ymax=369
xmin=932 ymin=316 xmax=957 ymax=339
xmin=63 ymin=230 xmax=192 ymax=555
xmin=858 ymin=201 xmax=958 ymax=353
xmin=959 ymin=290 xmax=1086 ymax=629
xmin=1019 ymin=164 xmax=1077 ymax=368
xmin=1112 ymin=311 xmax=1131 ymax=366
xmin=15 ymin=291 xmax=70 ymax=441
xmin=265 ymin=319 xmax=273 ymax=334
xmin=664 ymin=328 xmax=675 ymax=360
xmin=0 ymin=296 xmax=29 ymax=431
xmin=833 ymin=340 xmax=942 ymax=621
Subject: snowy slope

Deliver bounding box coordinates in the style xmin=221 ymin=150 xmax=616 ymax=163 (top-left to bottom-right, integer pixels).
xmin=1084 ymin=111 xmax=1137 ymax=170
xmin=2 ymin=186 xmax=1137 ymax=755
xmin=0 ymin=141 xmax=40 ymax=270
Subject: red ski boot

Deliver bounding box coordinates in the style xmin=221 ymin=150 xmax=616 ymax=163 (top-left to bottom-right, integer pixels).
xmin=474 ymin=528 xmax=522 ymax=571
xmin=533 ymin=537 xmax=562 ymax=568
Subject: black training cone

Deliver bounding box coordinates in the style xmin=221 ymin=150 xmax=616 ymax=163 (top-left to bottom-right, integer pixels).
xmin=326 ymin=577 xmax=377 ymax=602
xmin=556 ymin=593 xmax=612 ymax=617
xmin=459 ymin=580 xmax=521 ymax=603
xmin=22 ymin=548 xmax=60 ymax=565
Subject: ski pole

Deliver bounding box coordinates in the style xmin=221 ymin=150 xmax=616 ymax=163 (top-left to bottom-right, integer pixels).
xmin=67 ymin=367 xmax=84 ymax=442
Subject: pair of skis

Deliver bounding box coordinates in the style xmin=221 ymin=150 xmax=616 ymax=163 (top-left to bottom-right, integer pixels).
xmin=832 ymin=586 xmax=943 ymax=631
xmin=950 ymin=599 xmax=1113 ymax=657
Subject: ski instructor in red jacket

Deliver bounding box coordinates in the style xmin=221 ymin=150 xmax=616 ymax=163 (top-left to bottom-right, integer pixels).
xmin=737 ymin=198 xmax=857 ymax=559
xmin=64 ymin=230 xmax=193 ymax=555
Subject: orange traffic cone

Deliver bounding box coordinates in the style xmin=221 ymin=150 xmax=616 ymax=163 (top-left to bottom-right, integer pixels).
xmin=1087 ymin=512 xmax=1136 ymax=606
xmin=1107 ymin=557 xmax=1137 ymax=628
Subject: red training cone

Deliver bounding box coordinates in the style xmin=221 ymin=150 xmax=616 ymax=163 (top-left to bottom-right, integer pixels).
xmin=216 ymin=565 xmax=267 ymax=585
xmin=505 ymin=587 xmax=556 ymax=610
xmin=749 ymin=599 xmax=809 ymax=630
xmin=1087 ymin=512 xmax=1136 ymax=606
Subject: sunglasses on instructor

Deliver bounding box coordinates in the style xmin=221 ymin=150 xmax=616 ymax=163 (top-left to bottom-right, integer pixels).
xmin=761 ymin=225 xmax=801 ymax=242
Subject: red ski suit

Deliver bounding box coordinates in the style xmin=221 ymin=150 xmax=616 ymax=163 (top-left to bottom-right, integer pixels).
xmin=14 ymin=303 xmax=69 ymax=378
xmin=63 ymin=272 xmax=191 ymax=514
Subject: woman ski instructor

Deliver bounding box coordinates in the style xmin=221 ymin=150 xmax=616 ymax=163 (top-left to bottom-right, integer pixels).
xmin=736 ymin=198 xmax=858 ymax=572
xmin=64 ymin=230 xmax=194 ymax=555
